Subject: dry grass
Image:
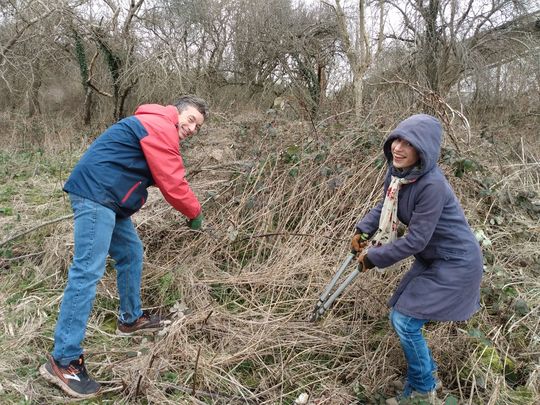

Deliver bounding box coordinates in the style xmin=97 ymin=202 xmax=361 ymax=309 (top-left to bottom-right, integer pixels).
xmin=0 ymin=109 xmax=538 ymax=404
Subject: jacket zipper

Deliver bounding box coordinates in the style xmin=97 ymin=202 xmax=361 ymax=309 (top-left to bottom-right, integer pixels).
xmin=121 ymin=181 xmax=142 ymax=204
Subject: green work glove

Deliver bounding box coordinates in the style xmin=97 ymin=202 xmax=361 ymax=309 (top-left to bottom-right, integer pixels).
xmin=187 ymin=213 xmax=204 ymax=230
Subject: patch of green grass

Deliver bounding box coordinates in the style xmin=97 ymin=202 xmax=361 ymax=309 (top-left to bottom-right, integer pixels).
xmin=94 ymin=295 xmax=119 ymax=312
xmin=156 ymin=272 xmax=183 ymax=306
xmin=507 ymin=386 xmax=535 ymax=405
xmin=14 ymin=364 xmax=38 ymax=379
xmin=0 ymin=149 xmax=76 ymax=182
xmin=0 ymin=206 xmax=13 ymax=215
xmin=230 ymin=359 xmax=261 ymax=388
xmin=161 ymin=370 xmax=180 ymax=383
xmin=0 ymin=247 xmax=13 ymax=258
xmin=5 ymin=275 xmax=44 ymax=306
xmin=0 ymin=185 xmax=16 ymax=202
xmin=0 ymin=394 xmax=32 ymax=405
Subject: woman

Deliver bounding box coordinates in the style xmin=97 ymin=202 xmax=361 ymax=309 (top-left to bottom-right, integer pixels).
xmin=351 ymin=114 xmax=483 ymax=404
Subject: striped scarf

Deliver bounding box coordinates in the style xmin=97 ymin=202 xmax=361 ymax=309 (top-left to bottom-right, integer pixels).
xmin=372 ymin=175 xmax=415 ymax=246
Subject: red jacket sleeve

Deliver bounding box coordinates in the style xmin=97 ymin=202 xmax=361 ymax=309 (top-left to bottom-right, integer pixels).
xmin=138 ymin=112 xmax=201 ymax=219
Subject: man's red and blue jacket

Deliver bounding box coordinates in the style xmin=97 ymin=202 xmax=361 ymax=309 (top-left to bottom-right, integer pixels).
xmin=64 ymin=104 xmax=201 ymax=219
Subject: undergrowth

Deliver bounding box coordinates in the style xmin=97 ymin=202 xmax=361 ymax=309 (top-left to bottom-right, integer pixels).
xmin=0 ymin=110 xmax=538 ymax=404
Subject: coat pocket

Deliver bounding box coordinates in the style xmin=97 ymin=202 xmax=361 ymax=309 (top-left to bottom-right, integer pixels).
xmin=121 ymin=181 xmax=142 ymax=204
xmin=436 ymin=246 xmax=466 ymax=261
xmin=118 ymin=180 xmax=147 ymax=211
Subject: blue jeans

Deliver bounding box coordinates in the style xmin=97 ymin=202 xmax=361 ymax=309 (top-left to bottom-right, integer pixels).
xmin=52 ymin=194 xmax=144 ymax=365
xmin=390 ymin=308 xmax=437 ymax=394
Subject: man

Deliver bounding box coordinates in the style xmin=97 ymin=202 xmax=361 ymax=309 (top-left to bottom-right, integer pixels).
xmin=39 ymin=95 xmax=208 ymax=398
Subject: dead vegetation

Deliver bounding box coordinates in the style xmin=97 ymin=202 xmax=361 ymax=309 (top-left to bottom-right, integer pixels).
xmin=0 ymin=109 xmax=539 ymax=404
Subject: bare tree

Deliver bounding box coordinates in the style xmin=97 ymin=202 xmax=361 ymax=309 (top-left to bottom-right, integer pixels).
xmin=383 ymin=0 xmax=533 ymax=95
xmin=263 ymin=3 xmax=339 ymax=118
xmin=322 ymin=0 xmax=371 ymax=117
xmin=0 ymin=0 xmax=57 ymax=115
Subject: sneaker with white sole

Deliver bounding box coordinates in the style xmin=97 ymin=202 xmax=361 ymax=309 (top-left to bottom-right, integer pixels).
xmin=39 ymin=354 xmax=100 ymax=398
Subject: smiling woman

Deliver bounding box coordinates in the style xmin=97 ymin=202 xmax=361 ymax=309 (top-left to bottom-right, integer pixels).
xmin=390 ymin=138 xmax=419 ymax=169
xmin=351 ymin=114 xmax=484 ymax=404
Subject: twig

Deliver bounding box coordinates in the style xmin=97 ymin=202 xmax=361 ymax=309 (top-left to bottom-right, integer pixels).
xmin=135 ymin=352 xmax=157 ymax=397
xmin=0 ymin=214 xmax=73 ymax=247
xmin=234 ymin=231 xmax=346 ymax=244
xmin=209 ymin=231 xmax=348 ymax=255
xmin=1 ymin=251 xmax=44 ymax=261
xmin=374 ymin=77 xmax=472 ymax=151
xmin=315 ymin=109 xmax=354 ymax=129
xmin=188 ymin=161 xmax=253 ymax=178
xmin=191 ymin=346 xmax=202 ymax=396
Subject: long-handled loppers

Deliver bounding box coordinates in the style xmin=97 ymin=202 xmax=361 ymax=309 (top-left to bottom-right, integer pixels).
xmin=310 ymin=251 xmax=364 ymax=322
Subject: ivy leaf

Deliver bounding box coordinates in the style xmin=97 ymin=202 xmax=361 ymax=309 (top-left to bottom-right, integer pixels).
xmin=444 ymin=395 xmax=459 ymax=405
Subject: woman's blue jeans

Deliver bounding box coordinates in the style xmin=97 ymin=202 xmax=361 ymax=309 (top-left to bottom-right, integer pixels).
xmin=390 ymin=308 xmax=437 ymax=394
xmin=52 ymin=194 xmax=144 ymax=365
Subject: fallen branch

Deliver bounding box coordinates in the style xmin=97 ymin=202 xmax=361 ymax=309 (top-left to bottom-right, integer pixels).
xmin=188 ymin=161 xmax=254 ymax=178
xmin=0 ymin=214 xmax=73 ymax=247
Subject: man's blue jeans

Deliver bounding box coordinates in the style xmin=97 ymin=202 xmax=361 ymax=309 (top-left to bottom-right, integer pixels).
xmin=390 ymin=308 xmax=437 ymax=394
xmin=52 ymin=194 xmax=144 ymax=365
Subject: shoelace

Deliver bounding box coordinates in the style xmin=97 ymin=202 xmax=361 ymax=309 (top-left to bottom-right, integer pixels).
xmin=66 ymin=357 xmax=87 ymax=377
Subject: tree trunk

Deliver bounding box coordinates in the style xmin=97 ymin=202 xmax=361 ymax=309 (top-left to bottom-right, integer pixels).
xmin=424 ymin=0 xmax=441 ymax=92
xmin=83 ymin=87 xmax=93 ymax=125
xmin=334 ymin=0 xmax=371 ymax=118
xmin=353 ymin=70 xmax=363 ymax=117
xmin=28 ymin=63 xmax=42 ymax=117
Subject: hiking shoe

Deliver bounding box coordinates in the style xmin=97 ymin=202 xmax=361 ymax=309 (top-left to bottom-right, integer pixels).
xmin=386 ymin=387 xmax=441 ymax=405
xmin=39 ymin=354 xmax=100 ymax=398
xmin=116 ymin=310 xmax=166 ymax=336
xmin=391 ymin=374 xmax=443 ymax=392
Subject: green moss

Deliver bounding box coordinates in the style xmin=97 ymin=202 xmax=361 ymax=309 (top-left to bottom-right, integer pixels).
xmin=478 ymin=346 xmax=516 ymax=376
xmin=479 ymin=346 xmax=504 ymax=373
xmin=101 ymin=314 xmax=118 ymax=334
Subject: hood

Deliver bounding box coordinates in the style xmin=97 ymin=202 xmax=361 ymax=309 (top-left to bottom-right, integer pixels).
xmin=383 ymin=114 xmax=442 ymax=177
xmin=134 ymin=104 xmax=178 ymax=126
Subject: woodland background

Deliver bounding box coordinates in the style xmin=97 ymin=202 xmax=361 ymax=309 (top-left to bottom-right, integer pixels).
xmin=0 ymin=0 xmax=539 ymax=404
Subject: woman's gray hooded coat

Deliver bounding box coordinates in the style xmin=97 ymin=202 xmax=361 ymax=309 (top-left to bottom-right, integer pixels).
xmin=356 ymin=114 xmax=483 ymax=321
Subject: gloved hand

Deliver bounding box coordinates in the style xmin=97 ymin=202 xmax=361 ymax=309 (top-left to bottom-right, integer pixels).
xmin=187 ymin=213 xmax=204 ymax=230
xmin=351 ymin=232 xmax=369 ymax=253
xmin=357 ymin=251 xmax=375 ymax=271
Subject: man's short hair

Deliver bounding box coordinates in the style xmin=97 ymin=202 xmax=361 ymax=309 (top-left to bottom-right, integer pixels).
xmin=174 ymin=95 xmax=209 ymax=119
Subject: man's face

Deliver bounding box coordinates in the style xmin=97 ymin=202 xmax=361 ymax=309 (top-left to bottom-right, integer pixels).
xmin=177 ymin=105 xmax=205 ymax=141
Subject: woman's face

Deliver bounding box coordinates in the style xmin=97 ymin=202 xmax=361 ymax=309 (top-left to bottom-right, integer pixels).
xmin=391 ymin=138 xmax=419 ymax=169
